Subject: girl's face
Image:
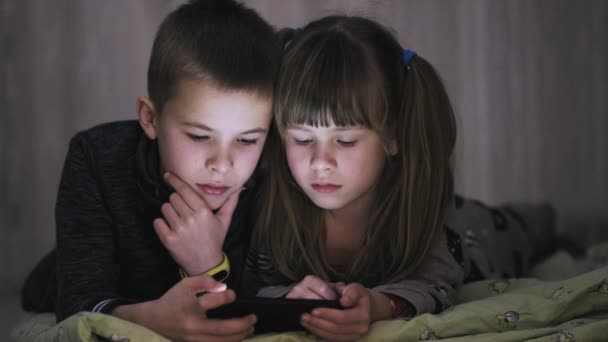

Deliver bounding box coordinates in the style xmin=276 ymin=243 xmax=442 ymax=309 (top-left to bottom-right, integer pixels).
xmin=142 ymin=80 xmax=272 ymax=210
xmin=285 ymin=121 xmax=389 ymax=214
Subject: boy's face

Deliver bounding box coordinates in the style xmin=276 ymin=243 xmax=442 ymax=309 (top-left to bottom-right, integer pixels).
xmin=141 ymin=80 xmax=272 ymax=210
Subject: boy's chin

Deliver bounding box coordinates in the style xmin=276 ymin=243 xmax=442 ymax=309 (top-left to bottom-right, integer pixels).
xmin=201 ymin=194 xmax=229 ymax=211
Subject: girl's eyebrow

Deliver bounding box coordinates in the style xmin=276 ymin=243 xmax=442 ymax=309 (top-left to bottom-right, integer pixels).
xmin=182 ymin=121 xmax=267 ymax=134
xmin=287 ymin=125 xmax=361 ymax=132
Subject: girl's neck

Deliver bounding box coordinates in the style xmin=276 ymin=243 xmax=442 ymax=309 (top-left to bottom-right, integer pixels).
xmin=324 ymin=186 xmax=375 ymax=237
xmin=322 ymin=194 xmax=374 ymax=271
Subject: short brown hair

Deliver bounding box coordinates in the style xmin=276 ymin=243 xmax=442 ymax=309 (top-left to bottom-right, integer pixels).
xmin=148 ymin=0 xmax=280 ymax=113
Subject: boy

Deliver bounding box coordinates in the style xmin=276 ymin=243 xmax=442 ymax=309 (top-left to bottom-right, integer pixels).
xmin=21 ymin=0 xmax=280 ymax=340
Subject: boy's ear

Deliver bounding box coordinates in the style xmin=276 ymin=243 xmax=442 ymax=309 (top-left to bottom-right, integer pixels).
xmin=388 ymin=139 xmax=398 ymax=156
xmin=137 ymin=96 xmax=158 ymax=140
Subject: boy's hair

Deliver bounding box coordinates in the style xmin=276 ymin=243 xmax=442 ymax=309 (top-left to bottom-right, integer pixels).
xmin=148 ymin=0 xmax=280 ymax=113
xmin=257 ymin=16 xmax=456 ymax=285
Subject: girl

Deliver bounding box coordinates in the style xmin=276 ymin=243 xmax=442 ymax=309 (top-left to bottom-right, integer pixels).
xmin=245 ymin=15 xmax=465 ymax=340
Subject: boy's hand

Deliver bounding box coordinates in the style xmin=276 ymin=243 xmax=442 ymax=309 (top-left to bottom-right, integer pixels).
xmin=286 ymin=275 xmax=341 ymax=300
xmin=153 ymin=172 xmax=242 ymax=275
xmin=300 ymin=283 xmax=372 ymax=341
xmin=113 ymin=275 xmax=256 ymax=342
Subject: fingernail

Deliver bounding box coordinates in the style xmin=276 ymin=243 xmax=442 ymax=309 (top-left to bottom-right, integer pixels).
xmin=210 ymin=283 xmax=227 ymax=292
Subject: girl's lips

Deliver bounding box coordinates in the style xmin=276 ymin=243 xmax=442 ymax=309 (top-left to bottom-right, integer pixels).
xmin=311 ymin=183 xmax=342 ymax=193
xmin=197 ymin=184 xmax=230 ymax=196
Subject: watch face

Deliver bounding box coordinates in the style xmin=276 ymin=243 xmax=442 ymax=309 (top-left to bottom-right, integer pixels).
xmin=211 ymin=269 xmax=229 ymax=282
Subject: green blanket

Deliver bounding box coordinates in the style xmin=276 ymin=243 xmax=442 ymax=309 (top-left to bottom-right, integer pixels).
xmin=11 ymin=266 xmax=608 ymax=341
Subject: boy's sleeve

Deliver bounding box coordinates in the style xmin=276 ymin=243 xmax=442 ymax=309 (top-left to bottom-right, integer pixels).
xmin=55 ymin=134 xmax=133 ymax=322
xmin=373 ymin=228 xmax=465 ymax=315
xmin=240 ymin=241 xmax=296 ymax=298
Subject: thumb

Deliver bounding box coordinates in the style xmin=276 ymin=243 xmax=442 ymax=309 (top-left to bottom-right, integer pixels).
xmin=181 ymin=275 xmax=227 ymax=295
xmin=339 ymin=284 xmax=363 ymax=308
xmin=216 ymin=188 xmax=243 ymax=229
xmin=335 ymin=282 xmax=346 ymax=294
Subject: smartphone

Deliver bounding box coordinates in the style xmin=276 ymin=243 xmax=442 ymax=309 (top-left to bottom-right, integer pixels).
xmin=206 ymin=297 xmax=342 ymax=333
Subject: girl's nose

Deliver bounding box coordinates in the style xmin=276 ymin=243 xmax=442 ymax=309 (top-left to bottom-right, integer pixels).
xmin=310 ymin=145 xmax=336 ymax=172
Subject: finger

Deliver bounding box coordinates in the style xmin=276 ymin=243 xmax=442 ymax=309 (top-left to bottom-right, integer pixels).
xmin=169 ymin=192 xmax=193 ymax=216
xmin=340 ymin=284 xmax=367 ymax=308
xmin=164 ymin=172 xmax=207 ymax=211
xmin=303 ymin=313 xmax=367 ymax=337
xmin=301 ymin=319 xmax=361 ymax=342
xmin=160 ymin=202 xmax=181 ymax=229
xmin=312 ymin=307 xmax=369 ymax=326
xmin=301 ymin=275 xmax=338 ymax=300
xmin=201 ymin=316 xmax=256 ymax=337
xmin=180 ymin=274 xmax=226 ymax=295
xmin=286 ymin=288 xmax=325 ymax=300
xmin=216 ymin=188 xmax=243 ymax=229
xmin=198 ymin=288 xmax=236 ymax=311
xmin=153 ymin=218 xmax=173 ymax=243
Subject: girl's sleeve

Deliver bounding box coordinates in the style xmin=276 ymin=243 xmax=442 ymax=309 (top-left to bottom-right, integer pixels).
xmin=55 ymin=134 xmax=132 ymax=322
xmin=372 ymin=228 xmax=465 ymax=315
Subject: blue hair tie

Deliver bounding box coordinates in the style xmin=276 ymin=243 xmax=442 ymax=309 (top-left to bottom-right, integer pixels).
xmin=293 ymin=28 xmax=301 ymax=39
xmin=403 ymin=49 xmax=416 ymax=66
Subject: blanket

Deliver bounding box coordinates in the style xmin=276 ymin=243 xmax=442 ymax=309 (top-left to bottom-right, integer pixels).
xmin=11 ymin=266 xmax=608 ymax=341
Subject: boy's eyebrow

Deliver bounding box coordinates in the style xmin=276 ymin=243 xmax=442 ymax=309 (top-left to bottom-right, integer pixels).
xmin=184 ymin=122 xmax=214 ymax=131
xmin=241 ymin=127 xmax=268 ymax=134
xmin=183 ymin=122 xmax=267 ymax=134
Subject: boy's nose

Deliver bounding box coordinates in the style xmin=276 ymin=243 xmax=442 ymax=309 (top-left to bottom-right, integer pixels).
xmin=206 ymin=150 xmax=233 ymax=174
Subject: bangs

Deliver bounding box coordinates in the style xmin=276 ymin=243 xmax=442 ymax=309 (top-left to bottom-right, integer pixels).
xmin=275 ymin=30 xmax=387 ymax=134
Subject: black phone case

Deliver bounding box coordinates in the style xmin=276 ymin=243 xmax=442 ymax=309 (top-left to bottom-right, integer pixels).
xmin=206 ymin=297 xmax=342 ymax=333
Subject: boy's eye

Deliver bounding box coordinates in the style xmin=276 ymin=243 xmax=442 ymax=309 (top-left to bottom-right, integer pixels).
xmin=238 ymin=138 xmax=258 ymax=146
xmin=187 ymin=134 xmax=209 ymax=141
xmin=337 ymin=140 xmax=357 ymax=147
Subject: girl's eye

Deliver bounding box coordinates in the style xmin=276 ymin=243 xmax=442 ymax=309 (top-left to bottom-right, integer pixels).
xmin=293 ymin=138 xmax=312 ymax=146
xmin=187 ymin=134 xmax=209 ymax=141
xmin=238 ymin=138 xmax=258 ymax=146
xmin=338 ymin=140 xmax=357 ymax=147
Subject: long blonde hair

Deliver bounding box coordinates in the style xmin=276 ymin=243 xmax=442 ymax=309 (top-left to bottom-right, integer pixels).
xmin=255 ymin=16 xmax=456 ymax=285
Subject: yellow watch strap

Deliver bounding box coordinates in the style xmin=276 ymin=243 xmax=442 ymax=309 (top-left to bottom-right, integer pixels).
xmin=179 ymin=253 xmax=230 ymax=282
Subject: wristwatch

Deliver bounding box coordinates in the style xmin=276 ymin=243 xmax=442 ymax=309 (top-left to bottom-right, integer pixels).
xmin=179 ymin=253 xmax=230 ymax=282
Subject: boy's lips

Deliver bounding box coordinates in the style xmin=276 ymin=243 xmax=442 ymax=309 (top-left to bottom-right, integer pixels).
xmin=197 ymin=184 xmax=230 ymax=196
xmin=311 ymin=183 xmax=342 ymax=193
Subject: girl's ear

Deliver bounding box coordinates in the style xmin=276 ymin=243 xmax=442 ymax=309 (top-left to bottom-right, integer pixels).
xmin=137 ymin=96 xmax=158 ymax=140
xmin=388 ymin=139 xmax=398 ymax=156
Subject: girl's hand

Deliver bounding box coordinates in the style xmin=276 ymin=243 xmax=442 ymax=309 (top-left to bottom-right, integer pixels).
xmin=300 ymin=283 xmax=372 ymax=341
xmin=154 ymin=172 xmax=242 ymax=275
xmin=286 ymin=275 xmax=341 ymax=300
xmin=113 ymin=275 xmax=256 ymax=342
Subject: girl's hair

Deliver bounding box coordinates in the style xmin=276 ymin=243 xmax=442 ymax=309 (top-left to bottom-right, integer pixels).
xmin=255 ymin=16 xmax=456 ymax=284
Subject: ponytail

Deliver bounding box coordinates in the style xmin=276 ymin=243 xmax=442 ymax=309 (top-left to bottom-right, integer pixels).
xmin=382 ymin=53 xmax=456 ymax=281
